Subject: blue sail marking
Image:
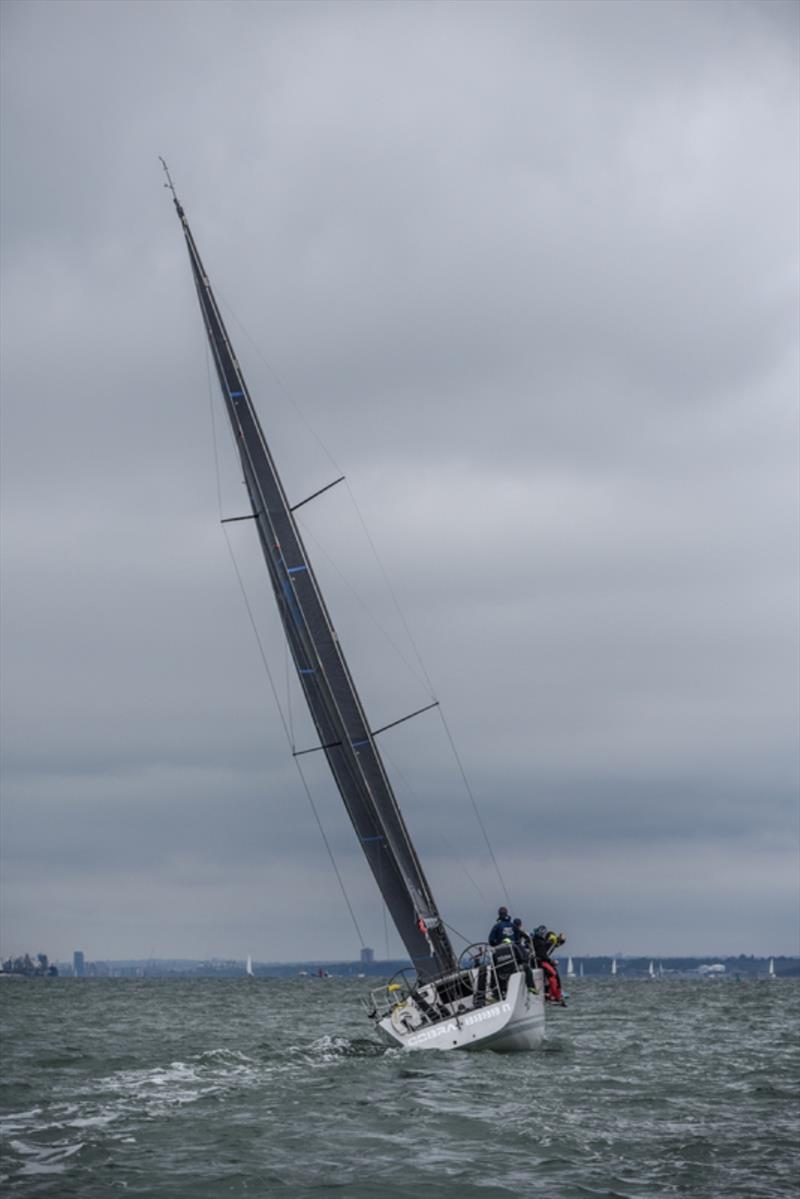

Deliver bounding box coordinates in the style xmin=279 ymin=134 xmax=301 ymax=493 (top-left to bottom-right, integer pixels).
xmin=280 ymin=578 xmax=303 ymax=627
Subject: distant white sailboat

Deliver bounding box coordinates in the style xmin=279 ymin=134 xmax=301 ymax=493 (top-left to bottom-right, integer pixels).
xmin=611 ymin=958 xmax=617 ymax=976
xmin=648 ymin=960 xmax=655 ymax=979
xmin=768 ymin=958 xmax=776 ymax=979
xmin=566 ymin=956 xmax=575 ymax=979
xmin=245 ymin=954 xmax=254 ymax=977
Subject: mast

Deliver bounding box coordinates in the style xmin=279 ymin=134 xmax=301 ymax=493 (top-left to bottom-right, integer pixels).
xmin=164 ymin=166 xmax=456 ymax=981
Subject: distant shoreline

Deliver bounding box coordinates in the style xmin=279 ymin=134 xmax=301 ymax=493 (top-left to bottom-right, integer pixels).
xmin=4 ymin=954 xmax=795 ymax=981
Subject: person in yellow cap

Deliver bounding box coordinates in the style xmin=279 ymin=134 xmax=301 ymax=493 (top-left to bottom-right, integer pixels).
xmin=532 ymin=926 xmax=567 ymax=1005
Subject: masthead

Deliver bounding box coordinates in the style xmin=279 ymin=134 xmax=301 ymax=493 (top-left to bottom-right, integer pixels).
xmin=159 ymin=156 xmax=184 ymax=218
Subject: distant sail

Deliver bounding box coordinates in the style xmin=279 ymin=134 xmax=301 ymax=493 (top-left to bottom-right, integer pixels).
xmin=768 ymin=958 xmax=776 ymax=979
xmin=566 ymin=956 xmax=575 ymax=978
xmin=611 ymin=958 xmax=617 ymax=976
xmin=648 ymin=960 xmax=655 ymax=978
xmin=246 ymin=954 xmax=254 ymax=977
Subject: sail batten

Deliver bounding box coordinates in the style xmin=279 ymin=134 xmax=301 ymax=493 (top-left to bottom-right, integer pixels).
xmin=170 ymin=192 xmax=456 ymax=980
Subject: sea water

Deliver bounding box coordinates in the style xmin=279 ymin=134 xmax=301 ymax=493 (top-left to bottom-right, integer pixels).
xmin=1 ymin=977 xmax=797 ymax=1197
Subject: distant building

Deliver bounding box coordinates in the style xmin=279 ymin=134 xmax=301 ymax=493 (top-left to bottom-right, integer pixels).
xmin=360 ymin=947 xmax=374 ymax=965
xmin=73 ymin=951 xmax=85 ymax=978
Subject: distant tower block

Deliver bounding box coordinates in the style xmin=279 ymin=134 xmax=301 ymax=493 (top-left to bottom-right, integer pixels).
xmin=73 ymin=951 xmax=85 ymax=978
xmin=360 ymin=947 xmax=374 ymax=965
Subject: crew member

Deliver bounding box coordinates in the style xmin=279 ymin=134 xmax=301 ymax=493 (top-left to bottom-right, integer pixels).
xmin=512 ymin=918 xmax=532 ymax=954
xmin=474 ymin=936 xmax=536 ymax=1006
xmin=488 ymin=906 xmax=515 ymax=946
xmin=496 ymin=936 xmax=537 ymax=995
xmin=532 ymin=925 xmax=567 ymax=1005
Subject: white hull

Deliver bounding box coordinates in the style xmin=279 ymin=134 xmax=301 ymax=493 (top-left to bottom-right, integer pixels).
xmin=375 ymin=970 xmax=545 ymax=1053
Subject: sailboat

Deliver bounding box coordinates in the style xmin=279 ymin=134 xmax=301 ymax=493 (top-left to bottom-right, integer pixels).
xmin=245 ymin=955 xmax=254 ymax=978
xmin=163 ymin=165 xmax=545 ymax=1052
xmin=648 ymin=960 xmax=655 ymax=979
xmin=611 ymin=958 xmax=617 ymax=977
xmin=768 ymin=958 xmax=776 ymax=980
xmin=566 ymin=956 xmax=575 ymax=979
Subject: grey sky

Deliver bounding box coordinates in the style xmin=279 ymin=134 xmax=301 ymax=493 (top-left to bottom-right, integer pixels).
xmin=1 ymin=0 xmax=798 ymax=963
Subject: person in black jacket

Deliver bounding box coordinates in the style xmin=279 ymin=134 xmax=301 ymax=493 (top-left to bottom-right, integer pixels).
xmin=488 ymin=906 xmax=515 ymax=946
xmin=512 ymin=917 xmax=532 ymax=953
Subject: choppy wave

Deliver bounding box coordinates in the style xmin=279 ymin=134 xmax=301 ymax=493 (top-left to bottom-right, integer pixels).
xmin=1 ymin=977 xmax=798 ymax=1197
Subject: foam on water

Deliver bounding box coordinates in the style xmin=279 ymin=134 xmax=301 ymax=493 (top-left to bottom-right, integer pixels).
xmin=0 ymin=977 xmax=798 ymax=1197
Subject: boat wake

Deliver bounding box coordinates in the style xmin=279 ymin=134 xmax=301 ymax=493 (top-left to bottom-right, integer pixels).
xmin=302 ymin=1034 xmax=393 ymax=1061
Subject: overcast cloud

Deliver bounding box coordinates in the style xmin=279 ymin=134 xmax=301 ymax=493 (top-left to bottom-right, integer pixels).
xmin=1 ymin=0 xmax=798 ymax=964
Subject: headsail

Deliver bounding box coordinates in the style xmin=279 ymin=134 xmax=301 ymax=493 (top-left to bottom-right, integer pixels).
xmin=165 ymin=169 xmax=456 ymax=981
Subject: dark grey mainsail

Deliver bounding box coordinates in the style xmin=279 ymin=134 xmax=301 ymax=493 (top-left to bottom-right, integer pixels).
xmin=166 ymin=175 xmax=456 ymax=981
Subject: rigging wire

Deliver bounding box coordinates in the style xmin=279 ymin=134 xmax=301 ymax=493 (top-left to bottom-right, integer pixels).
xmin=217 ymin=289 xmax=344 ymax=476
xmin=284 ymin=639 xmax=295 ymax=750
xmin=442 ymin=920 xmax=474 ymax=947
xmin=203 ymin=343 xmax=367 ymax=951
xmin=436 ymin=707 xmax=511 ymax=910
xmin=346 ymin=479 xmax=511 ymax=909
xmin=344 ymin=481 xmax=438 ymax=701
xmin=378 ymin=741 xmax=486 ymax=903
xmin=294 ymin=515 xmax=433 ymax=697
xmin=211 ymin=295 xmax=511 ymax=920
xmin=204 ymin=344 xmax=435 ymax=936
xmin=217 ymin=290 xmax=432 ymax=699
